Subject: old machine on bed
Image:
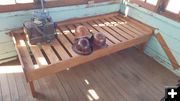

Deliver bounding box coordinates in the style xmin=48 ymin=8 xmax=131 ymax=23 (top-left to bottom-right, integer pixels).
xmin=23 ymin=0 xmax=57 ymax=45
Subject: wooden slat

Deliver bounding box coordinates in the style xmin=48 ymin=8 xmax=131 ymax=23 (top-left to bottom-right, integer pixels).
xmin=112 ymin=16 xmax=149 ymax=35
xmin=112 ymin=16 xmax=149 ymax=34
xmin=66 ymin=24 xmax=76 ymax=35
xmin=57 ymin=12 xmax=120 ymax=26
xmin=29 ymin=44 xmax=48 ymax=67
xmin=56 ymin=28 xmax=78 ymax=57
xmin=155 ymin=33 xmax=180 ymax=69
xmin=103 ymin=18 xmax=134 ymax=40
xmin=19 ymin=32 xmax=48 ymax=67
xmin=88 ymin=20 xmax=120 ymax=44
xmin=108 ymin=17 xmax=138 ymax=38
xmin=13 ymin=34 xmax=34 ymax=80
xmin=99 ymin=18 xmax=133 ymax=40
xmin=59 ymin=26 xmax=75 ymax=44
xmin=118 ymin=14 xmax=154 ymax=33
xmin=111 ymin=17 xmax=145 ymax=36
xmin=110 ymin=17 xmax=140 ymax=38
xmin=28 ymin=34 xmax=151 ymax=81
xmin=113 ymin=16 xmax=146 ymax=34
xmin=78 ymin=23 xmax=114 ymax=46
xmin=41 ymin=43 xmax=59 ymax=63
xmin=94 ymin=19 xmax=128 ymax=42
xmin=51 ymin=39 xmax=71 ymax=60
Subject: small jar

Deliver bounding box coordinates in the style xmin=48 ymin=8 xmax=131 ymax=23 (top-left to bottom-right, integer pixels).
xmin=93 ymin=32 xmax=107 ymax=49
xmin=72 ymin=37 xmax=92 ymax=55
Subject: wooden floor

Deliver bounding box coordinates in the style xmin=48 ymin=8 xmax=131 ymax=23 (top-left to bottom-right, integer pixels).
xmin=0 ymin=47 xmax=179 ymax=101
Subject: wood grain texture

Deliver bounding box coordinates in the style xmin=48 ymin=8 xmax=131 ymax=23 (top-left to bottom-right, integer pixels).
xmin=9 ymin=13 xmax=153 ymax=96
xmin=155 ymin=33 xmax=180 ymax=69
xmin=0 ymin=47 xmax=179 ymax=101
xmin=11 ymin=13 xmax=153 ymax=81
xmin=12 ymin=34 xmax=35 ymax=81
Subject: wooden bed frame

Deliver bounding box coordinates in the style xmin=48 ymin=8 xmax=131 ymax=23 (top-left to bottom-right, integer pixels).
xmin=9 ymin=12 xmax=154 ymax=97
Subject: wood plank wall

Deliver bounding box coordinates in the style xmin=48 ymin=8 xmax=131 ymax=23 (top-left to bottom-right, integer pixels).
xmin=120 ymin=2 xmax=180 ymax=76
xmin=0 ymin=1 xmax=121 ymax=64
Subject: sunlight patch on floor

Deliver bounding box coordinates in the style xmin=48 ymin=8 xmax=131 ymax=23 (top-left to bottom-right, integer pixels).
xmin=0 ymin=64 xmax=41 ymax=73
xmin=87 ymin=94 xmax=93 ymax=101
xmin=0 ymin=65 xmax=23 ymax=74
xmin=84 ymin=79 xmax=90 ymax=85
xmin=88 ymin=89 xmax=100 ymax=100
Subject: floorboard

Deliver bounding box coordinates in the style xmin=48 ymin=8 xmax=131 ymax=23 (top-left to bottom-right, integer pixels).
xmin=0 ymin=47 xmax=179 ymax=101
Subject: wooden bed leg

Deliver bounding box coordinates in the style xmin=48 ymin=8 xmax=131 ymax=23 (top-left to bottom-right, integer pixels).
xmin=138 ymin=42 xmax=147 ymax=53
xmin=29 ymin=81 xmax=36 ymax=97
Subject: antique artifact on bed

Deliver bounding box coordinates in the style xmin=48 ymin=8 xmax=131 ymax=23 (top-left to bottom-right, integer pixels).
xmin=93 ymin=32 xmax=107 ymax=49
xmin=73 ymin=26 xmax=93 ymax=55
xmin=72 ymin=37 xmax=93 ymax=55
xmin=73 ymin=25 xmax=108 ymax=55
xmin=75 ymin=25 xmax=92 ymax=39
xmin=23 ymin=0 xmax=57 ymax=45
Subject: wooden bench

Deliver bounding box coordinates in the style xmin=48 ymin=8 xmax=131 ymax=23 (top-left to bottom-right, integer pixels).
xmin=9 ymin=12 xmax=154 ymax=97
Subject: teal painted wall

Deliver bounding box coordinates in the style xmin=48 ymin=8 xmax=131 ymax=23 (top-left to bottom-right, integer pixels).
xmin=0 ymin=1 xmax=121 ymax=63
xmin=119 ymin=2 xmax=180 ymax=76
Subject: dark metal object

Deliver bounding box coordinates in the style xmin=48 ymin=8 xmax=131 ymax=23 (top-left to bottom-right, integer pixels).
xmin=24 ymin=0 xmax=57 ymax=45
xmin=23 ymin=19 xmax=57 ymax=45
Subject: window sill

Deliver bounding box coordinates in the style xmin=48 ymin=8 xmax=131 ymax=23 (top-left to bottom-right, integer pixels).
xmin=0 ymin=0 xmax=120 ymax=13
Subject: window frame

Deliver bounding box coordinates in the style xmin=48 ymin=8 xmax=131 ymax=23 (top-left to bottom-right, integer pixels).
xmin=128 ymin=0 xmax=180 ymax=22
xmin=0 ymin=0 xmax=111 ymax=13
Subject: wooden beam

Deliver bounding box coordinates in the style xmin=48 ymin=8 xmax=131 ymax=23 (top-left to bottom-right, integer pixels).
xmin=129 ymin=0 xmax=156 ymax=11
xmin=0 ymin=0 xmax=116 ymax=13
xmin=156 ymin=0 xmax=169 ymax=13
xmin=155 ymin=33 xmax=180 ymax=69
xmin=29 ymin=81 xmax=36 ymax=97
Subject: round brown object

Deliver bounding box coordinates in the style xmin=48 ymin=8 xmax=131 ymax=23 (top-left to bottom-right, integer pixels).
xmin=75 ymin=25 xmax=92 ymax=39
xmin=72 ymin=37 xmax=92 ymax=55
xmin=93 ymin=32 xmax=107 ymax=49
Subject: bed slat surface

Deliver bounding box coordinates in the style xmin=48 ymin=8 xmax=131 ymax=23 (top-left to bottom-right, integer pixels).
xmin=10 ymin=13 xmax=153 ymax=81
